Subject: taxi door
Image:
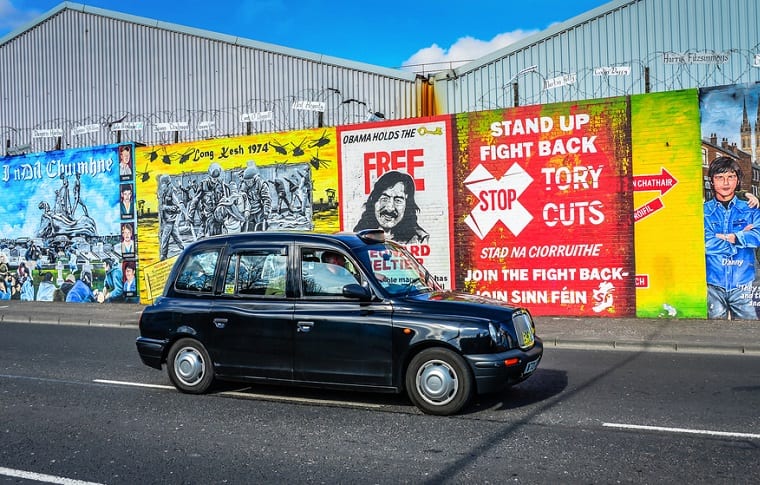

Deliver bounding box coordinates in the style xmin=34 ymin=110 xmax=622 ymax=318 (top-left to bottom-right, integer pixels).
xmin=209 ymin=246 xmax=295 ymax=380
xmin=292 ymin=246 xmax=394 ymax=387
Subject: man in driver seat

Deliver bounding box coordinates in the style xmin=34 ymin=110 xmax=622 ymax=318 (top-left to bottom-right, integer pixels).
xmin=321 ymin=251 xmax=346 ymax=269
xmin=303 ymin=251 xmax=356 ymax=296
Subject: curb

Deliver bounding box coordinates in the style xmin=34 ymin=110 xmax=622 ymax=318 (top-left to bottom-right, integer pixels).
xmin=1 ymin=314 xmax=139 ymax=328
xmin=545 ymin=338 xmax=757 ymax=356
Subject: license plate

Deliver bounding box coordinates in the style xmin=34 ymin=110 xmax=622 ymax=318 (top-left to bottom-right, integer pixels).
xmin=523 ymin=358 xmax=539 ymax=376
xmin=519 ymin=329 xmax=534 ymax=347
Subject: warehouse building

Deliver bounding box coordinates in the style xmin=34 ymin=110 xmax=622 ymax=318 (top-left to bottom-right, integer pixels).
xmin=2 ymin=0 xmax=759 ymax=155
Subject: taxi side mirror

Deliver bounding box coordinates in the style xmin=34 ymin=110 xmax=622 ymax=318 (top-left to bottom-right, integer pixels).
xmin=342 ymin=283 xmax=372 ymax=301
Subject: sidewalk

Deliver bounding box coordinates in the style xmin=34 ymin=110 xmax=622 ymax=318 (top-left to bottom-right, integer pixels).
xmin=2 ymin=300 xmax=760 ymax=355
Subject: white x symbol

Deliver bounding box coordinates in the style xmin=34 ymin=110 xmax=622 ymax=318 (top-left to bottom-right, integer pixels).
xmin=463 ymin=163 xmax=533 ymax=239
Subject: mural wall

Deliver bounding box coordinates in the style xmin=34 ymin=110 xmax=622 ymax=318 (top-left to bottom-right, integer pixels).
xmin=0 ymin=144 xmax=137 ymax=303
xmin=699 ymin=82 xmax=760 ymax=320
xmin=452 ymin=98 xmax=635 ymax=316
xmin=632 ymin=90 xmax=706 ymax=318
xmin=2 ymin=83 xmax=759 ymax=320
xmin=338 ymin=116 xmax=454 ymax=289
xmin=133 ymin=128 xmax=339 ymax=301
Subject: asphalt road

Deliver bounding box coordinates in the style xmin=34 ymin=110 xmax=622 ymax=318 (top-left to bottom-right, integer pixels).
xmin=1 ymin=322 xmax=759 ymax=484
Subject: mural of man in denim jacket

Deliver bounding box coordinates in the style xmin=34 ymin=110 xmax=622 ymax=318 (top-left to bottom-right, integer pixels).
xmin=704 ymin=156 xmax=760 ymax=319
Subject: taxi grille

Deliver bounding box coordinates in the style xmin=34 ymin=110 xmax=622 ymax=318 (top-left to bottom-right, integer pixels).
xmin=512 ymin=311 xmax=535 ymax=349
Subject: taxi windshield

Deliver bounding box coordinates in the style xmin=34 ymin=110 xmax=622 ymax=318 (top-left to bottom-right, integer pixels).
xmin=354 ymin=242 xmax=442 ymax=296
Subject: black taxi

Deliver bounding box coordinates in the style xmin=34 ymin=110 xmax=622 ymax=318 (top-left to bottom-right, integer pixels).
xmin=136 ymin=229 xmax=543 ymax=415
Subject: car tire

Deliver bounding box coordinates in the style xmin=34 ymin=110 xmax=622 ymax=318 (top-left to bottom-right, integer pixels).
xmin=405 ymin=347 xmax=473 ymax=416
xmin=167 ymin=338 xmax=214 ymax=393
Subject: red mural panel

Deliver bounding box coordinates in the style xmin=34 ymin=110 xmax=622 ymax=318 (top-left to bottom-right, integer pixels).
xmin=453 ymin=99 xmax=635 ymax=317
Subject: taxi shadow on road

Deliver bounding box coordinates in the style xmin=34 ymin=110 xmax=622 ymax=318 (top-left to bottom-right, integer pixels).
xmin=209 ymin=380 xmax=416 ymax=411
xmin=462 ymin=368 xmax=568 ymax=415
xmin=206 ymin=367 xmax=567 ymax=416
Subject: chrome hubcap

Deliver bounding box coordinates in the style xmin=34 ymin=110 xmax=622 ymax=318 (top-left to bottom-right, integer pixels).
xmin=416 ymin=359 xmax=458 ymax=406
xmin=174 ymin=347 xmax=205 ymax=386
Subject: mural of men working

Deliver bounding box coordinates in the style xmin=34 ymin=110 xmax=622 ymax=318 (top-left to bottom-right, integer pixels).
xmin=353 ymin=170 xmax=429 ymax=244
xmin=158 ymin=174 xmax=185 ymax=260
xmin=704 ymin=156 xmax=760 ymax=319
xmin=153 ymin=161 xmax=314 ymax=261
xmin=241 ymin=161 xmax=272 ymax=232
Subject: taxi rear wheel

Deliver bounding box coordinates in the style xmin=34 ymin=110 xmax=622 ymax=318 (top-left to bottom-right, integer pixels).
xmin=405 ymin=348 xmax=473 ymax=416
xmin=167 ymin=338 xmax=214 ymax=393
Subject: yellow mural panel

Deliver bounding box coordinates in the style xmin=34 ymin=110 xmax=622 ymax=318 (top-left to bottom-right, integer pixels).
xmin=631 ymin=90 xmax=707 ymax=318
xmin=134 ymin=128 xmax=339 ymax=303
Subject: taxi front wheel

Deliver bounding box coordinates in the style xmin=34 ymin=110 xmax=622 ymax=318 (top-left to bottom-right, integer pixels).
xmin=167 ymin=338 xmax=215 ymax=393
xmin=406 ymin=348 xmax=473 ymax=416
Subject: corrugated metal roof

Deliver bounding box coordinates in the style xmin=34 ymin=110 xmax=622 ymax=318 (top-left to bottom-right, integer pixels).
xmin=434 ymin=0 xmax=760 ymax=113
xmin=0 ymin=2 xmax=416 ymax=81
xmin=0 ymin=2 xmax=421 ymax=153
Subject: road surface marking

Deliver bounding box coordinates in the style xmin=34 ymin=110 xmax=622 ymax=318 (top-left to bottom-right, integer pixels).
xmin=94 ymin=379 xmax=383 ymax=409
xmin=0 ymin=466 xmax=103 ymax=485
xmin=94 ymin=379 xmax=173 ymax=390
xmin=603 ymin=422 xmax=760 ymax=440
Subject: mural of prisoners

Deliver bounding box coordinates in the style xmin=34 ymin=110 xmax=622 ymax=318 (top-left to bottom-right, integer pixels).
xmin=2 ymin=82 xmax=760 ymax=320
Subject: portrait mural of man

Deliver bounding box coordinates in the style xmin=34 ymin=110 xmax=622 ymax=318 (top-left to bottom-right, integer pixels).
xmin=120 ymin=222 xmax=136 ymax=256
xmin=339 ymin=117 xmax=454 ymax=289
xmin=353 ymin=170 xmax=429 ymax=244
xmin=119 ymin=144 xmax=133 ymax=179
xmin=699 ymin=82 xmax=760 ymax=320
xmin=120 ymin=183 xmax=134 ymax=217
xmin=703 ymin=156 xmax=760 ymax=319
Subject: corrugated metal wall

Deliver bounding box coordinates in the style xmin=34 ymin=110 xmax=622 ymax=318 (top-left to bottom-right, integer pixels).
xmin=435 ymin=0 xmax=760 ymax=114
xmin=3 ymin=0 xmax=759 ymax=154
xmin=0 ymin=6 xmax=420 ymax=154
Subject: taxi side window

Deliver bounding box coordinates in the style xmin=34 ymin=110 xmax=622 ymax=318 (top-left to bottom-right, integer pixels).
xmin=301 ymin=248 xmax=361 ymax=297
xmin=175 ymin=249 xmax=219 ymax=293
xmin=223 ymin=248 xmax=287 ymax=297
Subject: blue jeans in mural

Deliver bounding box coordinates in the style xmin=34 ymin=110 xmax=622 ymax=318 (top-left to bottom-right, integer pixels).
xmin=707 ymin=284 xmax=756 ymax=320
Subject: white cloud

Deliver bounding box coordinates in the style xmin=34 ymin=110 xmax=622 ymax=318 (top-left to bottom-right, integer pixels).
xmin=401 ymin=29 xmax=538 ymax=74
xmin=0 ymin=0 xmax=41 ymax=32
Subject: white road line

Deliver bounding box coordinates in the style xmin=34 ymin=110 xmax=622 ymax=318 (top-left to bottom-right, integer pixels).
xmin=603 ymin=422 xmax=760 ymax=440
xmin=94 ymin=379 xmax=383 ymax=409
xmin=93 ymin=379 xmax=174 ymax=390
xmin=0 ymin=466 xmax=104 ymax=485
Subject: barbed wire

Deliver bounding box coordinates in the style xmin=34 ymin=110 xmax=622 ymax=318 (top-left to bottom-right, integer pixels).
xmin=467 ymin=46 xmax=760 ymax=112
xmin=2 ymin=47 xmax=759 ymax=155
xmin=0 ymin=86 xmax=387 ymax=154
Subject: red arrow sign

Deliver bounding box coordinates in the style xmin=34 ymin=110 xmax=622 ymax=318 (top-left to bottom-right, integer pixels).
xmin=634 ymin=197 xmax=664 ymax=222
xmin=632 ymin=168 xmax=678 ymax=195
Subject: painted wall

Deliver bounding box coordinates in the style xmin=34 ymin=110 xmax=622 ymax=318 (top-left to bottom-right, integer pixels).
xmin=133 ymin=128 xmax=339 ymax=301
xmin=632 ymin=90 xmax=706 ymax=318
xmin=699 ymin=83 xmax=760 ymax=320
xmin=6 ymin=84 xmax=760 ymax=321
xmin=451 ymin=98 xmax=635 ymax=316
xmin=338 ymin=117 xmax=454 ymax=290
xmin=0 ymin=144 xmax=137 ymax=302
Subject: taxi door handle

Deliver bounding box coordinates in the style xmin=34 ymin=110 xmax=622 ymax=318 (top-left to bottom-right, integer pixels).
xmin=297 ymin=321 xmax=314 ymax=333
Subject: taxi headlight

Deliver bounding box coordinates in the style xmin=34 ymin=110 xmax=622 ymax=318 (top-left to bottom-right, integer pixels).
xmin=488 ymin=322 xmax=508 ymax=348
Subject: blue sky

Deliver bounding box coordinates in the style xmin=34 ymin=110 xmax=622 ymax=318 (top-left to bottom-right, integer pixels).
xmin=0 ymin=0 xmax=608 ymax=70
